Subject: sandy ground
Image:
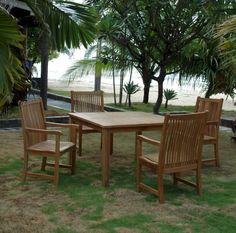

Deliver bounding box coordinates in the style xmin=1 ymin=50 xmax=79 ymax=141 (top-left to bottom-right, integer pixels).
xmin=48 ymin=77 xmax=236 ymax=111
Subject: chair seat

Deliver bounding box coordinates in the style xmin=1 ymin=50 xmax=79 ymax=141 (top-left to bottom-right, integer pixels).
xmin=27 ymin=140 xmax=75 ymax=153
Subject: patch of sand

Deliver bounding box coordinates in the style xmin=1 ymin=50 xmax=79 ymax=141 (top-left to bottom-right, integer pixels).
xmin=48 ymin=77 xmax=236 ymax=111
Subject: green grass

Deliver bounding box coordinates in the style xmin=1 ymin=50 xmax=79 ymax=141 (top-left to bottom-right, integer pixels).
xmin=107 ymin=102 xmax=235 ymax=119
xmin=108 ymin=102 xmax=195 ymax=113
xmin=1 ymin=129 xmax=236 ymax=233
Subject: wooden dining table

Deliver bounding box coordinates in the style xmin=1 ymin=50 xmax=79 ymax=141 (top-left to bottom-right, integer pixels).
xmin=69 ymin=111 xmax=164 ymax=186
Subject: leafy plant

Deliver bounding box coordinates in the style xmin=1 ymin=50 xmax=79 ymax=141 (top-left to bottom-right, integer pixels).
xmin=163 ymin=89 xmax=177 ymax=109
xmin=123 ymin=81 xmax=140 ymax=107
xmin=0 ymin=7 xmax=25 ymax=111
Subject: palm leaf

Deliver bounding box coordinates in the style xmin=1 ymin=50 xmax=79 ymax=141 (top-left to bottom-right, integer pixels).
xmin=0 ymin=7 xmax=25 ymax=109
xmin=23 ymin=0 xmax=97 ymax=50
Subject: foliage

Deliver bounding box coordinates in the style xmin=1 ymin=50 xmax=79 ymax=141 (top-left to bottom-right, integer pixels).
xmin=23 ymin=0 xmax=97 ymax=50
xmin=163 ymin=89 xmax=178 ymax=109
xmin=85 ymin=1 xmax=236 ymax=113
xmin=0 ymin=7 xmax=25 ymax=111
xmin=86 ymin=1 xmax=213 ymax=113
xmin=180 ymin=30 xmax=236 ymax=98
xmin=123 ymin=81 xmax=140 ymax=107
xmin=216 ymin=15 xmax=236 ymax=67
xmin=0 ymin=0 xmax=98 ymax=111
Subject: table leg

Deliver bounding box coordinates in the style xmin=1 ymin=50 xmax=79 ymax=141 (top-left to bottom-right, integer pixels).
xmin=135 ymin=131 xmax=142 ymax=160
xmin=102 ymin=129 xmax=111 ymax=186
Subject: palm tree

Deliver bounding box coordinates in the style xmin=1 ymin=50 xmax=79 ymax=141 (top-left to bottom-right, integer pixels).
xmin=0 ymin=6 xmax=25 ymax=111
xmin=163 ymin=89 xmax=177 ymax=109
xmin=123 ymin=81 xmax=140 ymax=107
xmin=23 ymin=0 xmax=97 ymax=109
xmin=0 ymin=0 xmax=97 ymax=110
xmin=217 ymin=16 xmax=236 ymax=75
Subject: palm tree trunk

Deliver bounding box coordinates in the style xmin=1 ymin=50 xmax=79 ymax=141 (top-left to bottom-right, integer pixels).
xmin=119 ymin=68 xmax=125 ymax=104
xmin=128 ymin=94 xmax=131 ymax=107
xmin=39 ymin=31 xmax=49 ymax=110
xmin=125 ymin=67 xmax=133 ymax=104
xmin=112 ymin=41 xmax=117 ymax=104
xmin=94 ymin=39 xmax=102 ymax=91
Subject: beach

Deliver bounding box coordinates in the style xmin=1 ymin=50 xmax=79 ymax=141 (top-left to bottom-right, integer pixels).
xmin=48 ymin=76 xmax=236 ymax=111
xmin=36 ymin=50 xmax=236 ymax=111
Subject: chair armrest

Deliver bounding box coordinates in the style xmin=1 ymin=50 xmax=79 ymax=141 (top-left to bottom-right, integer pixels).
xmin=46 ymin=122 xmax=78 ymax=129
xmin=25 ymin=127 xmax=62 ymax=136
xmin=45 ymin=122 xmax=78 ymax=144
xmin=137 ymin=135 xmax=160 ymax=146
xmin=206 ymin=120 xmax=218 ymax=126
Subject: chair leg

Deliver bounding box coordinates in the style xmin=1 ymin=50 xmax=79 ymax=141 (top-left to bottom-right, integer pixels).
xmin=41 ymin=157 xmax=47 ymax=171
xmin=196 ymin=167 xmax=202 ymax=195
xmin=136 ymin=162 xmax=142 ymax=192
xmin=135 ymin=131 xmax=142 ymax=160
xmin=54 ymin=157 xmax=60 ymax=186
xmin=214 ymin=142 xmax=220 ymax=167
xmin=23 ymin=152 xmax=29 ymax=181
xmin=70 ymin=148 xmax=76 ymax=175
xmin=78 ymin=130 xmax=82 ymax=157
xmin=173 ymin=173 xmax=178 ymax=185
xmin=158 ymin=174 xmax=164 ymax=204
xmin=110 ymin=133 xmax=113 ymax=155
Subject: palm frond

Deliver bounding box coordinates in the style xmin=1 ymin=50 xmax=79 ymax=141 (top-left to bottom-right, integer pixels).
xmin=23 ymin=0 xmax=97 ymax=50
xmin=0 ymin=7 xmax=25 ymax=109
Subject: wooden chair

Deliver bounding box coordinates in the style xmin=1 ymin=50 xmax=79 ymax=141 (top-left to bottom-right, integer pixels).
xmin=70 ymin=91 xmax=104 ymax=156
xmin=136 ymin=112 xmax=208 ymax=204
xmin=195 ymin=96 xmax=223 ymax=167
xmin=19 ymin=98 xmax=78 ymax=185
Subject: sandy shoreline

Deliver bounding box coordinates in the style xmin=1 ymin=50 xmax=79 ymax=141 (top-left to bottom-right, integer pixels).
xmin=48 ymin=78 xmax=236 ymax=111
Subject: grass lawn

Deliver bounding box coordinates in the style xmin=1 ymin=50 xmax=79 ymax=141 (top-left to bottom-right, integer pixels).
xmin=0 ymin=128 xmax=236 ymax=233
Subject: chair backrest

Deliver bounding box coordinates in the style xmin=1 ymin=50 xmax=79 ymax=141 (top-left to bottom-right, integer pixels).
xmin=71 ymin=91 xmax=104 ymax=112
xmin=195 ymin=96 xmax=223 ymax=137
xmin=19 ymin=98 xmax=46 ymax=145
xmin=158 ymin=112 xmax=208 ymax=172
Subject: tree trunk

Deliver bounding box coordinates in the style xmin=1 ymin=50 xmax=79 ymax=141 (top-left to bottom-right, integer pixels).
xmin=94 ymin=64 xmax=101 ymax=91
xmin=119 ymin=68 xmax=125 ymax=104
xmin=39 ymin=31 xmax=49 ymax=110
xmin=143 ymin=82 xmax=151 ymax=103
xmin=205 ymin=78 xmax=214 ymax=98
xmin=111 ymin=41 xmax=117 ymax=104
xmin=128 ymin=94 xmax=131 ymax=107
xmin=164 ymin=100 xmax=168 ymax=109
xmin=142 ymin=69 xmax=151 ymax=104
xmin=153 ymin=68 xmax=166 ymax=114
xmin=94 ymin=39 xmax=102 ymax=91
xmin=125 ymin=67 xmax=133 ymax=104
